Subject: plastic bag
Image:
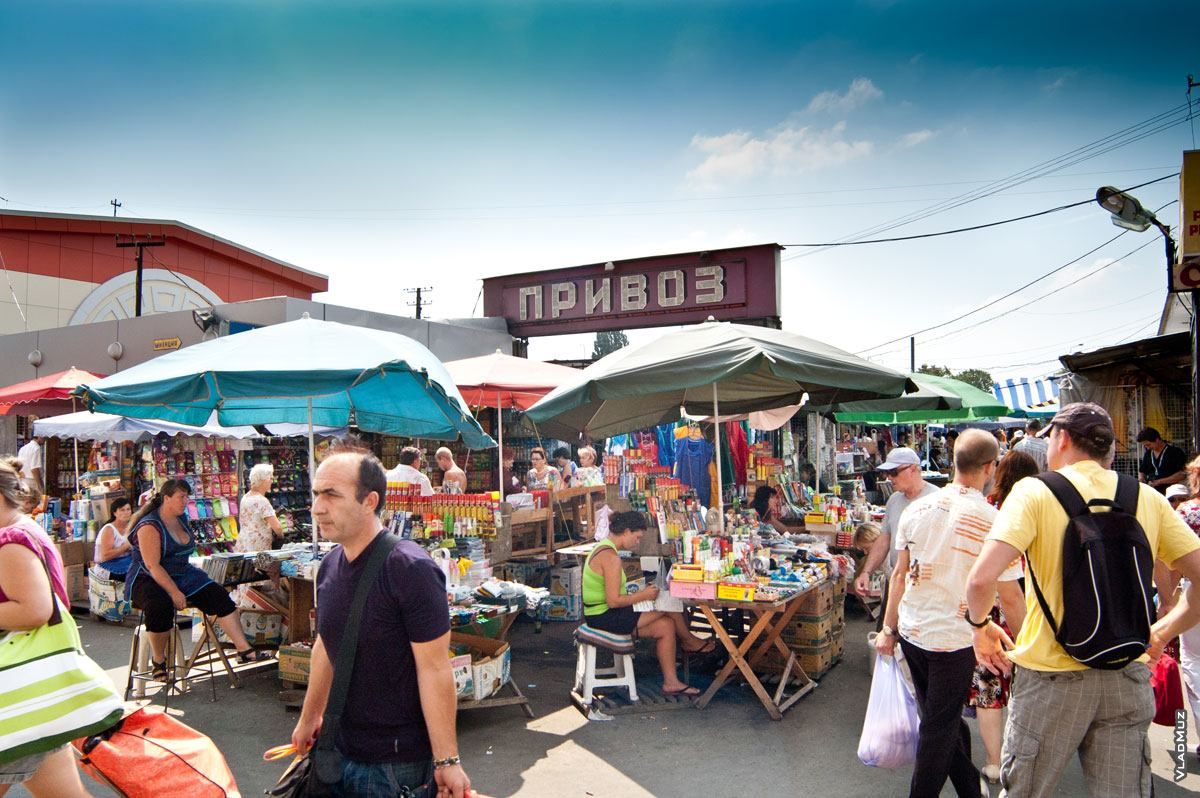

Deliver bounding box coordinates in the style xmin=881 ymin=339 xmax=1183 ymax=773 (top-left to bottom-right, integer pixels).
xmin=857 ymin=653 xmax=921 ymax=768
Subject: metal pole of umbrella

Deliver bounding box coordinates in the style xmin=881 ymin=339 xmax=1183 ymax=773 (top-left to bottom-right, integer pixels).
xmin=712 ymin=382 xmax=723 ymax=529
xmin=307 ymin=398 xmax=318 ymax=603
xmin=496 ymin=393 xmax=504 ymax=502
xmin=71 ymin=397 xmax=80 ymax=497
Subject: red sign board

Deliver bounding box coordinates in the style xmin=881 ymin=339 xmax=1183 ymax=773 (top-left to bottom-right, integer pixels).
xmin=483 ymin=243 xmax=782 ymax=337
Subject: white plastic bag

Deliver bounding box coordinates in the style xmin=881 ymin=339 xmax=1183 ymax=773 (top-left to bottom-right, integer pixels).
xmin=857 ymin=653 xmax=920 ymax=768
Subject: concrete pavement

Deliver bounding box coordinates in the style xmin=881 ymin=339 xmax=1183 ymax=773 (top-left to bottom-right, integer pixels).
xmin=15 ymin=608 xmax=1200 ymax=797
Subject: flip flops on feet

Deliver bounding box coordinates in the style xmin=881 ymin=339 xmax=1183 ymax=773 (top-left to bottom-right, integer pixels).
xmin=684 ymin=639 xmax=718 ymax=655
xmin=662 ymin=685 xmax=702 ymax=697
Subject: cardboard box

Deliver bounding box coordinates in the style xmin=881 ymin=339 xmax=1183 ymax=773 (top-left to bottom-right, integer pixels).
xmin=536 ymin=594 xmax=582 ymax=622
xmin=548 ymin=563 xmax=582 ymax=597
xmin=56 ymin=540 xmax=87 ymax=567
xmin=798 ymin=581 xmax=834 ymax=616
xmin=450 ymin=653 xmax=474 ymax=699
xmin=669 ymin=580 xmax=717 ymax=601
xmin=216 ymin=610 xmax=284 ymax=647
xmin=278 ymin=643 xmax=313 ymax=684
xmin=65 ymin=564 xmax=87 ymax=604
xmin=450 ymin=632 xmax=511 ymax=701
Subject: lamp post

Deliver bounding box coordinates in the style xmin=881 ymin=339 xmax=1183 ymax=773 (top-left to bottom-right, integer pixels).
xmin=1095 ymin=186 xmax=1196 ymax=452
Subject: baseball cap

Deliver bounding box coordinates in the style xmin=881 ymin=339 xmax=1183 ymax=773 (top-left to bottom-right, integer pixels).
xmin=1166 ymin=484 xmax=1190 ymax=500
xmin=1036 ymin=402 xmax=1114 ymax=439
xmin=877 ymin=447 xmax=921 ymax=471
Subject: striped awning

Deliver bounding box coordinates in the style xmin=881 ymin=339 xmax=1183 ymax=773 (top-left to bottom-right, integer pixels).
xmin=993 ymin=377 xmax=1061 ymax=417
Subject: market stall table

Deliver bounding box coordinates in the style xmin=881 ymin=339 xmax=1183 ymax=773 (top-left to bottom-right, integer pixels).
xmin=682 ymin=584 xmax=818 ymax=721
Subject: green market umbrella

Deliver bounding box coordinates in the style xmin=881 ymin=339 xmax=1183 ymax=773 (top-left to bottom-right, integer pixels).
xmin=833 ymin=373 xmax=1012 ymax=424
xmin=526 ymin=318 xmax=914 ymax=520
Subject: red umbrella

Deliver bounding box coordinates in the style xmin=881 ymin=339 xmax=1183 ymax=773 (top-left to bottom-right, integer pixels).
xmin=0 ymin=367 xmax=107 ymax=495
xmin=444 ymin=351 xmax=579 ymax=499
xmin=0 ymin=367 xmax=107 ymax=416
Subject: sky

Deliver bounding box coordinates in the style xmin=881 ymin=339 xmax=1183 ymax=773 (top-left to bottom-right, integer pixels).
xmin=1 ymin=0 xmax=1198 ymax=388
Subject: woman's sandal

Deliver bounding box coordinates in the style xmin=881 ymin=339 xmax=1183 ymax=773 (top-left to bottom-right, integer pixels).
xmin=684 ymin=639 xmax=718 ymax=655
xmin=662 ymin=685 xmax=702 ymax=697
xmin=149 ymin=659 xmax=169 ymax=681
xmin=236 ymin=648 xmax=273 ymax=664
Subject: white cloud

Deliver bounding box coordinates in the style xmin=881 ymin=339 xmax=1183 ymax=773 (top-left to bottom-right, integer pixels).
xmin=899 ymin=129 xmax=936 ymax=148
xmin=807 ymin=77 xmax=883 ymax=113
xmin=685 ymin=120 xmax=873 ymax=189
xmin=1041 ymin=69 xmax=1077 ymax=94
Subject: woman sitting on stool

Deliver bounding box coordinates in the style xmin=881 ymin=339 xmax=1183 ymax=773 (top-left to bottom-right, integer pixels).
xmin=582 ymin=510 xmax=715 ymax=697
xmin=94 ymin=497 xmax=133 ymax=578
xmin=125 ymin=480 xmax=271 ymax=679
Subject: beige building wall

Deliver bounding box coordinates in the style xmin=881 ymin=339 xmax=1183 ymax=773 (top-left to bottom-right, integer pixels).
xmin=0 ymin=272 xmax=97 ymax=335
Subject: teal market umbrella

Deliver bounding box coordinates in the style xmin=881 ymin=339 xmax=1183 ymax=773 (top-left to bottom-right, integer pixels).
xmin=73 ymin=315 xmax=493 ymax=448
xmin=74 ymin=315 xmax=494 ymax=559
xmin=526 ymin=318 xmax=913 ymax=521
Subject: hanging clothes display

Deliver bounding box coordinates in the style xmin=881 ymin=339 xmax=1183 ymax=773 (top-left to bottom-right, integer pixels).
xmin=725 ymin=421 xmax=749 ymax=487
xmin=719 ymin=426 xmax=735 ymax=488
xmin=655 ymin=424 xmax=677 ymax=470
xmin=674 ymin=436 xmax=713 ymax=507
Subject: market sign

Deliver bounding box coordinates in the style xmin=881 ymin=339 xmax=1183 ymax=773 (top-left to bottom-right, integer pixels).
xmin=483 ymin=243 xmax=782 ymax=337
xmin=153 ymin=336 xmax=182 ymax=351
xmin=1170 ymin=150 xmax=1200 ymax=293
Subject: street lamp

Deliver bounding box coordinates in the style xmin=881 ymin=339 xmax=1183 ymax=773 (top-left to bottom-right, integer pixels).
xmin=1096 ymin=185 xmax=1196 ymax=451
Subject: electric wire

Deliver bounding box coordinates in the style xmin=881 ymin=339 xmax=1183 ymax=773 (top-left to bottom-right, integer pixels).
xmin=782 ymin=174 xmax=1175 ymax=247
xmin=858 ymin=200 xmax=1177 ymax=354
xmin=784 ymin=102 xmax=1195 ymax=261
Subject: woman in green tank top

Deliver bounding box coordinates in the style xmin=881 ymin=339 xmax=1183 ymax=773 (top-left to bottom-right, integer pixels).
xmin=582 ymin=510 xmax=716 ymax=696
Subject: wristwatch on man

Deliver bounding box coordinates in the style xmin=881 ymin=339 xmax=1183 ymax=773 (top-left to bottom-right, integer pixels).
xmin=962 ymin=607 xmax=990 ymax=629
xmin=880 ymin=625 xmax=898 ymax=638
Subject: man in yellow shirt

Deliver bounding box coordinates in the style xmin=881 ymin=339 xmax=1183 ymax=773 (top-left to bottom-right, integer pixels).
xmin=965 ymin=402 xmax=1200 ymax=797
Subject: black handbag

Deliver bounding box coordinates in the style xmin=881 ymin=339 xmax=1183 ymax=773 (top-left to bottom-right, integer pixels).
xmin=267 ymin=532 xmax=397 ymax=797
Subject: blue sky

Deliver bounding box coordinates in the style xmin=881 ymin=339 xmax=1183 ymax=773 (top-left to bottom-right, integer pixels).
xmin=2 ymin=1 xmax=1198 ymax=384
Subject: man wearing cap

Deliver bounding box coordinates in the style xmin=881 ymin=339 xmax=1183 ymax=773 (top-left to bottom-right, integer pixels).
xmin=854 ymin=447 xmax=938 ymax=622
xmin=1013 ymin=419 xmax=1048 ymax=471
xmin=1136 ymin=427 xmax=1187 ymax=494
xmin=965 ymin=403 xmax=1200 ymax=797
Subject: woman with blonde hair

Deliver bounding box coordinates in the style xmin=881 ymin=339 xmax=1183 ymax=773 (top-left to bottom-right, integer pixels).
xmin=574 ymin=446 xmax=603 ymax=487
xmin=0 ymin=461 xmax=90 ymax=796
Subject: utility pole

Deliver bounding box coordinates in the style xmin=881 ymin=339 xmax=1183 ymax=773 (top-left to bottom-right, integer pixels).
xmin=910 ymin=336 xmax=915 ymax=373
xmin=110 ymin=198 xmax=122 ymax=217
xmin=405 ymin=286 xmax=433 ymax=320
xmin=114 ymin=235 xmax=166 ymax=316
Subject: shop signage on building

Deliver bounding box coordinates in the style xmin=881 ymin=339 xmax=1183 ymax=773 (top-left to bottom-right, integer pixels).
xmin=1172 ymin=150 xmax=1200 ymax=292
xmin=153 ymin=336 xmax=182 ymax=351
xmin=483 ymin=243 xmax=781 ymax=337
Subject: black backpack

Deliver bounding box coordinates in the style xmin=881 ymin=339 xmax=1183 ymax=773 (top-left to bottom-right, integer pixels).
xmin=1027 ymin=472 xmax=1155 ymax=670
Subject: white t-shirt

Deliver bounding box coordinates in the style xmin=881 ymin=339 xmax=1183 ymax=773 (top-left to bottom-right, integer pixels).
xmin=17 ymin=439 xmax=42 ymax=480
xmin=896 ymin=484 xmax=1022 ymax=652
xmin=883 ymin=481 xmax=938 ymax=571
xmin=387 ymin=463 xmax=433 ymax=496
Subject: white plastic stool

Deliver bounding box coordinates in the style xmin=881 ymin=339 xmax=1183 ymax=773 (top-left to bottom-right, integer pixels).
xmin=573 ymin=642 xmax=638 ymax=706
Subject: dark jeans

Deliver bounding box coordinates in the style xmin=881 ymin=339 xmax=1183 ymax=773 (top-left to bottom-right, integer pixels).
xmin=899 ymin=637 xmax=981 ymax=798
xmin=334 ymin=757 xmax=433 ymax=798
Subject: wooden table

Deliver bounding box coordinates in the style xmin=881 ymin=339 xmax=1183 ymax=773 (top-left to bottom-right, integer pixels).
xmin=683 ymin=587 xmax=817 ymax=721
xmin=550 ymin=485 xmax=605 ymax=541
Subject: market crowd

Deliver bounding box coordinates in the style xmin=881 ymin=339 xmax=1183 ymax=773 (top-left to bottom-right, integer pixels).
xmin=857 ymin=408 xmax=1200 ymax=797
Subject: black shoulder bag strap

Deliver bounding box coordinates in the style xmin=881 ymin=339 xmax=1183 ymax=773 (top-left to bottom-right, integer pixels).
xmin=311 ymin=531 xmax=397 ymax=786
xmin=1112 ymin=473 xmax=1141 ymax=516
xmin=1026 ymin=473 xmax=1090 ymax=638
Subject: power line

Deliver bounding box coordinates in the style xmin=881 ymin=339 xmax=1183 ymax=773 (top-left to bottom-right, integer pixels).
xmin=785 ymin=101 xmax=1195 ymax=261
xmin=782 ymin=173 xmax=1175 ymax=247
xmin=917 ymin=236 xmax=1160 ymax=346
xmin=858 ymin=200 xmax=1177 ymax=354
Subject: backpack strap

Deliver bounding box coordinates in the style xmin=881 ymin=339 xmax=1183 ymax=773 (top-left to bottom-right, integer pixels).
xmin=1025 ymin=473 xmax=1088 ymax=641
xmin=1111 ymin=473 xmax=1142 ymax=516
xmin=1035 ymin=472 xmax=1089 ymax=518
